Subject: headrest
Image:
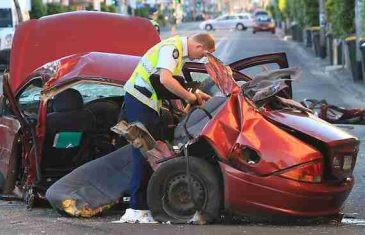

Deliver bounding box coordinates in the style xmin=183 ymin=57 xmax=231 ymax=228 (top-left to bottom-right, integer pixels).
xmin=53 ymin=88 xmax=83 ymax=112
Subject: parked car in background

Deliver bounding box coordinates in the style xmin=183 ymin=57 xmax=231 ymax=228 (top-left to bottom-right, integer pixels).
xmin=234 ymin=12 xmax=254 ymax=28
xmin=253 ymin=15 xmax=276 ymax=34
xmin=199 ymin=14 xmax=251 ymax=31
xmin=253 ymin=9 xmax=269 ymax=18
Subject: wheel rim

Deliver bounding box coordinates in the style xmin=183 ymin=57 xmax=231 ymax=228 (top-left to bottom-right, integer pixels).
xmin=162 ymin=173 xmax=207 ymax=219
xmin=237 ymin=24 xmax=243 ymax=30
xmin=206 ymin=25 xmax=212 ymax=30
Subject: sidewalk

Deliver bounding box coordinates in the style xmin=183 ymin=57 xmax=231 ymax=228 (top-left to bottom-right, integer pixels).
xmin=276 ymin=27 xmax=365 ymax=106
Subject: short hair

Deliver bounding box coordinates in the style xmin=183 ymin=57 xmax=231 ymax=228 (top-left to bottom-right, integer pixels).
xmin=190 ymin=33 xmax=215 ymax=51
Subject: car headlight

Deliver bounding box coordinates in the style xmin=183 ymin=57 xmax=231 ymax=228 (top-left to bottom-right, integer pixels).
xmin=4 ymin=34 xmax=13 ymax=49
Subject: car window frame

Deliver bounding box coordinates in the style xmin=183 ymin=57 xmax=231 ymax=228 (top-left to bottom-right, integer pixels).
xmin=15 ymin=76 xmax=44 ymax=118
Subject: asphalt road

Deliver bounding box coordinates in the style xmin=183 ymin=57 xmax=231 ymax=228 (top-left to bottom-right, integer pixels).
xmin=1 ymin=22 xmax=365 ymax=234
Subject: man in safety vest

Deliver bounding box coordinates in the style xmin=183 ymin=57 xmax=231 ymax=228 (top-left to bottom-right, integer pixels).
xmin=119 ymin=33 xmax=215 ymax=223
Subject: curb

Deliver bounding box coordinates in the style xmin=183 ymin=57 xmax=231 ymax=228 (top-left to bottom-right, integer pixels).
xmin=277 ymin=27 xmax=365 ymax=106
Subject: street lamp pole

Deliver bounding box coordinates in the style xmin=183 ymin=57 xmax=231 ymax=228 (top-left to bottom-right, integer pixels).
xmin=319 ymin=0 xmax=326 ymax=58
xmin=355 ymin=0 xmax=363 ymax=80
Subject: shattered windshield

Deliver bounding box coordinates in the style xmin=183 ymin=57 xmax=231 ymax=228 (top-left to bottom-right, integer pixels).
xmin=71 ymin=82 xmax=125 ymax=103
xmin=0 ymin=9 xmax=13 ymax=28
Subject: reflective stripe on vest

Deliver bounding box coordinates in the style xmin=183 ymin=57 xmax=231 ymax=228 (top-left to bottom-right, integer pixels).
xmin=124 ymin=36 xmax=184 ymax=112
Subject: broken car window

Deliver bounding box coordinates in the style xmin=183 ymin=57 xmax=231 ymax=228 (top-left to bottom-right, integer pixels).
xmin=71 ymin=83 xmax=125 ymax=104
xmin=239 ymin=63 xmax=280 ymax=79
xmin=190 ymin=72 xmax=222 ymax=97
xmin=18 ymin=79 xmax=43 ymax=118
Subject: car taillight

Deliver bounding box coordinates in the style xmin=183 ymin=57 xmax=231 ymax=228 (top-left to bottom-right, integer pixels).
xmin=280 ymin=161 xmax=323 ymax=183
xmin=330 ymin=143 xmax=358 ymax=179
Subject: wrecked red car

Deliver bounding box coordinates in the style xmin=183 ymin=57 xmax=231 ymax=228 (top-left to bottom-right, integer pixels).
xmin=0 ymin=12 xmax=359 ymax=223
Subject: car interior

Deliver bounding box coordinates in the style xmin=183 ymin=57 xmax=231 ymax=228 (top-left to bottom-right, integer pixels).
xmin=15 ymin=59 xmax=289 ymax=189
xmin=15 ymin=71 xmax=228 ymax=189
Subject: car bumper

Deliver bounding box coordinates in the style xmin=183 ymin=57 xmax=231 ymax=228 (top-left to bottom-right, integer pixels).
xmin=253 ymin=26 xmax=275 ymax=31
xmin=220 ymin=162 xmax=353 ymax=217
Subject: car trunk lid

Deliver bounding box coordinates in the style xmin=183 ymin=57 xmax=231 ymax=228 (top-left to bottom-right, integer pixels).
xmin=9 ymin=11 xmax=160 ymax=93
xmin=264 ymin=109 xmax=359 ymax=180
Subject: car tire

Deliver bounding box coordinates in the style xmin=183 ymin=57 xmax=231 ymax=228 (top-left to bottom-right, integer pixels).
xmin=272 ymin=29 xmax=276 ymax=34
xmin=253 ymin=30 xmax=256 ymax=34
xmin=147 ymin=156 xmax=222 ymax=224
xmin=205 ymin=24 xmax=213 ymax=31
xmin=236 ymin=23 xmax=245 ymax=31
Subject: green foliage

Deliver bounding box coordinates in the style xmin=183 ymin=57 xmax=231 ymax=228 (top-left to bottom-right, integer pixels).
xmin=134 ymin=6 xmax=150 ymax=18
xmin=267 ymin=0 xmax=284 ymax=22
xmin=271 ymin=0 xmax=318 ymax=27
xmin=302 ymin=0 xmax=319 ymax=27
xmin=29 ymin=0 xmax=47 ymax=19
xmin=326 ymin=0 xmax=355 ymax=38
xmin=100 ymin=2 xmax=117 ymax=13
xmin=46 ymin=3 xmax=72 ymax=15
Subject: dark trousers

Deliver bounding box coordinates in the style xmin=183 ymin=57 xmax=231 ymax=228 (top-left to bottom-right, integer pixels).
xmin=123 ymin=92 xmax=161 ymax=210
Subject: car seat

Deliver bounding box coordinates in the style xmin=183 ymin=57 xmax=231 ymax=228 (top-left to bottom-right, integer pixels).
xmin=42 ymin=88 xmax=95 ymax=169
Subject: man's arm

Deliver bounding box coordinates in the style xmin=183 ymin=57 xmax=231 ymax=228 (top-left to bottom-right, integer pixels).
xmin=159 ymin=68 xmax=198 ymax=104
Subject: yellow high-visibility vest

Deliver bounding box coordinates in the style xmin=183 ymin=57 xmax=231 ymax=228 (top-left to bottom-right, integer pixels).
xmin=124 ymin=36 xmax=184 ymax=112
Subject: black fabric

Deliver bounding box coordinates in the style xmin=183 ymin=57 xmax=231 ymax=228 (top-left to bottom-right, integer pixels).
xmin=174 ymin=96 xmax=227 ymax=145
xmin=46 ymin=145 xmax=134 ymax=214
xmin=53 ymin=88 xmax=84 ymax=112
xmin=150 ymin=74 xmax=186 ymax=100
xmin=42 ymin=89 xmax=95 ymax=168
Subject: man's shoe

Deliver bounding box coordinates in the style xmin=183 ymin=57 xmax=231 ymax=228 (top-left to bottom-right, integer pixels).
xmin=138 ymin=210 xmax=158 ymax=224
xmin=112 ymin=209 xmax=158 ymax=224
xmin=114 ymin=208 xmax=139 ymax=223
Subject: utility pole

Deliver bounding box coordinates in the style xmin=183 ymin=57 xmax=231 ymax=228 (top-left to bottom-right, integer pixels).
xmin=13 ymin=0 xmax=23 ymax=23
xmin=355 ymin=0 xmax=363 ymax=80
xmin=319 ymin=0 xmax=326 ymax=58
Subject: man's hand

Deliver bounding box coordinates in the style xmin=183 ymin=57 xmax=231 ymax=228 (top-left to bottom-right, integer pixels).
xmin=160 ymin=69 xmax=200 ymax=105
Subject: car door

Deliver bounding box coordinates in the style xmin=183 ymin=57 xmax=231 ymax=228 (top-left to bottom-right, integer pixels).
xmin=0 ymin=74 xmax=23 ymax=193
xmin=0 ymin=74 xmax=44 ymax=193
xmin=228 ymin=52 xmax=292 ymax=98
xmin=239 ymin=14 xmax=253 ymax=27
xmin=227 ymin=15 xmax=239 ymax=28
xmin=215 ymin=15 xmax=229 ymax=29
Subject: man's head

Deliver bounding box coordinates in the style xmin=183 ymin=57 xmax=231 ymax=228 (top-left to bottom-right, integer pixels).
xmin=187 ymin=33 xmax=215 ymax=60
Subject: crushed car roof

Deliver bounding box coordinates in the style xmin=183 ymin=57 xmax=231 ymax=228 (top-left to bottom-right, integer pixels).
xmin=10 ymin=11 xmax=160 ymax=93
xmin=34 ymin=52 xmax=140 ymax=90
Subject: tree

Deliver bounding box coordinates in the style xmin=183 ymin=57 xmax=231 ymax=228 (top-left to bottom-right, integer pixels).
xmin=46 ymin=3 xmax=69 ymax=15
xmin=302 ymin=0 xmax=319 ymax=27
xmin=326 ymin=0 xmax=355 ymax=38
xmin=29 ymin=0 xmax=47 ymax=19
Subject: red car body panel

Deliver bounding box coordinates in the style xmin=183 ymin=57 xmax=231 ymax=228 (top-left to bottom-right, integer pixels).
xmin=196 ymin=54 xmax=357 ymax=216
xmin=201 ymin=95 xmax=323 ymax=176
xmin=0 ymin=116 xmax=21 ymax=178
xmin=220 ymin=162 xmax=353 ymax=216
xmin=33 ymin=52 xmax=140 ymax=91
xmin=10 ymin=11 xmax=160 ymax=93
xmin=0 ymin=12 xmax=359 ymax=218
xmin=263 ymin=110 xmax=356 ymax=146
